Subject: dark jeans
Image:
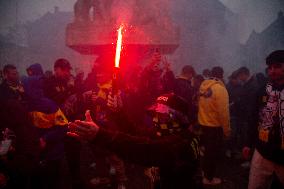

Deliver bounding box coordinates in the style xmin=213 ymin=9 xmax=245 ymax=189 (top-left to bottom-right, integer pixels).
xmin=64 ymin=136 xmax=85 ymax=189
xmin=31 ymin=159 xmax=62 ymax=189
xmin=200 ymin=126 xmax=224 ymax=180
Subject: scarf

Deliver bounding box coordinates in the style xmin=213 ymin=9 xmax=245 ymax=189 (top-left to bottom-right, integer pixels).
xmin=259 ymin=83 xmax=284 ymax=149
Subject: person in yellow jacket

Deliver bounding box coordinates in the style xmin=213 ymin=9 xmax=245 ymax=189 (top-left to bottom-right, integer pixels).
xmin=198 ymin=66 xmax=230 ymax=186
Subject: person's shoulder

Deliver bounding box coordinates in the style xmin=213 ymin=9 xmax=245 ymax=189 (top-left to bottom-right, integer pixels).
xmin=211 ymin=83 xmax=229 ymax=97
xmin=45 ymin=75 xmax=56 ymax=81
xmin=175 ymin=77 xmax=191 ymax=85
xmin=43 ymin=75 xmax=58 ymax=86
xmin=211 ymin=81 xmax=226 ymax=90
xmin=0 ymin=81 xmax=8 ymax=88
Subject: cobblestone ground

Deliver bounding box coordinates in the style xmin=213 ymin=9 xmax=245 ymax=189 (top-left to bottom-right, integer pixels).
xmin=60 ymin=145 xmax=252 ymax=189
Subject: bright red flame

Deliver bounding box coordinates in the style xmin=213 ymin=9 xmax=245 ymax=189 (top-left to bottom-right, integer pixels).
xmin=115 ymin=25 xmax=123 ymax=68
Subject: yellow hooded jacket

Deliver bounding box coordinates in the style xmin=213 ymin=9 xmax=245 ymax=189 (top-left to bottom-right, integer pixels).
xmin=198 ymin=78 xmax=230 ymax=137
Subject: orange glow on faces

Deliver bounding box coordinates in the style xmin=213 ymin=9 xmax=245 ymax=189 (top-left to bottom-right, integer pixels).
xmin=115 ymin=25 xmax=123 ymax=68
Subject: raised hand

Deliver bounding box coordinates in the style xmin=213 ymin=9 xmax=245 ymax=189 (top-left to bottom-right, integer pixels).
xmin=107 ymin=91 xmax=123 ymax=111
xmin=68 ymin=110 xmax=100 ymax=141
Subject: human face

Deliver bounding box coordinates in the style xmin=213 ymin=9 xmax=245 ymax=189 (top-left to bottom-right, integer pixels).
xmin=150 ymin=52 xmax=162 ymax=71
xmin=267 ymin=63 xmax=284 ymax=84
xmin=237 ymin=73 xmax=249 ymax=83
xmin=4 ymin=68 xmax=19 ymax=84
xmin=96 ymin=72 xmax=112 ymax=84
xmin=54 ymin=67 xmax=70 ymax=79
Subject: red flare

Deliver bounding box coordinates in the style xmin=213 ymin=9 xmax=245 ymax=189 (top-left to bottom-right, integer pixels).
xmin=115 ymin=25 xmax=123 ymax=68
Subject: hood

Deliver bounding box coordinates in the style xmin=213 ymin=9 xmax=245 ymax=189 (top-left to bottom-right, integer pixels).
xmin=22 ymin=76 xmax=58 ymax=113
xmin=27 ymin=63 xmax=44 ymax=76
xmin=199 ymin=78 xmax=224 ymax=94
xmin=22 ymin=76 xmax=44 ymax=100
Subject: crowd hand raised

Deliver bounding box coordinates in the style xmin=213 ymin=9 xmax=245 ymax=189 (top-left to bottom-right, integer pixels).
xmin=162 ymin=56 xmax=171 ymax=71
xmin=68 ymin=110 xmax=100 ymax=141
xmin=83 ymin=90 xmax=98 ymax=105
xmin=107 ymin=91 xmax=123 ymax=111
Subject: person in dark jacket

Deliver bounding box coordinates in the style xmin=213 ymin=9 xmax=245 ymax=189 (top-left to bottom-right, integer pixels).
xmin=236 ymin=67 xmax=260 ymax=151
xmin=84 ymin=63 xmax=98 ymax=92
xmin=243 ymin=50 xmax=284 ymax=189
xmin=23 ymin=73 xmax=68 ymax=189
xmin=69 ymin=93 xmax=201 ymax=189
xmin=173 ymin=65 xmax=196 ymax=124
xmin=43 ymin=58 xmax=84 ymax=189
xmin=43 ymin=58 xmax=76 ymax=106
xmin=0 ymin=64 xmax=26 ymax=102
xmin=139 ymin=52 xmax=175 ymax=106
xmin=226 ymin=71 xmax=244 ymax=154
xmin=26 ymin=63 xmax=44 ymax=76
xmin=0 ymin=99 xmax=40 ymax=189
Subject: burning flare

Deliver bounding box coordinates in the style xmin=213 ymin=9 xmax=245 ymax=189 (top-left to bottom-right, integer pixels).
xmin=115 ymin=25 xmax=123 ymax=68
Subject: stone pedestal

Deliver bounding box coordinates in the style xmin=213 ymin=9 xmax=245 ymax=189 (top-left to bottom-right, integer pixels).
xmin=66 ymin=22 xmax=179 ymax=56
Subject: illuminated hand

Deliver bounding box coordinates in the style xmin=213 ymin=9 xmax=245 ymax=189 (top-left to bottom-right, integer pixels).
xmin=39 ymin=138 xmax=46 ymax=149
xmin=68 ymin=110 xmax=100 ymax=141
xmin=107 ymin=91 xmax=123 ymax=111
xmin=67 ymin=77 xmax=75 ymax=87
xmin=242 ymin=146 xmax=251 ymax=160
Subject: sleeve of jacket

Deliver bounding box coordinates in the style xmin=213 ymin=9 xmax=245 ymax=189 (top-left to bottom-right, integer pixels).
xmin=213 ymin=84 xmax=230 ymax=137
xmin=92 ymin=128 xmax=183 ymax=167
xmin=108 ymin=110 xmax=157 ymax=137
xmin=245 ymin=86 xmax=263 ymax=148
xmin=41 ymin=126 xmax=68 ymax=144
xmin=43 ymin=78 xmax=71 ymax=105
xmin=162 ymin=70 xmax=175 ymax=93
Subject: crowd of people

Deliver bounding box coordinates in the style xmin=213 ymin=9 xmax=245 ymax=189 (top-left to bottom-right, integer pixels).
xmin=0 ymin=50 xmax=284 ymax=189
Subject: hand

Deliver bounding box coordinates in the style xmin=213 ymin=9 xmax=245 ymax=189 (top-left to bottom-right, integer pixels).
xmin=223 ymin=129 xmax=231 ymax=139
xmin=162 ymin=56 xmax=171 ymax=71
xmin=0 ymin=173 xmax=7 ymax=187
xmin=68 ymin=110 xmax=100 ymax=141
xmin=107 ymin=92 xmax=123 ymax=111
xmin=83 ymin=90 xmax=98 ymax=104
xmin=242 ymin=146 xmax=251 ymax=160
xmin=39 ymin=138 xmax=46 ymax=149
xmin=91 ymin=91 xmax=98 ymax=103
xmin=67 ymin=77 xmax=75 ymax=87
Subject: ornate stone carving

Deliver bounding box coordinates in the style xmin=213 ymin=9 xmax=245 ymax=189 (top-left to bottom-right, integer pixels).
xmin=74 ymin=0 xmax=106 ymax=22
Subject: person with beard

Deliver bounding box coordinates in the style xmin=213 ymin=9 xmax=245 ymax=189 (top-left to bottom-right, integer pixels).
xmin=0 ymin=65 xmax=26 ymax=102
xmin=139 ymin=51 xmax=175 ymax=106
xmin=43 ymin=58 xmax=84 ymax=189
xmin=243 ymin=50 xmax=284 ymax=189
